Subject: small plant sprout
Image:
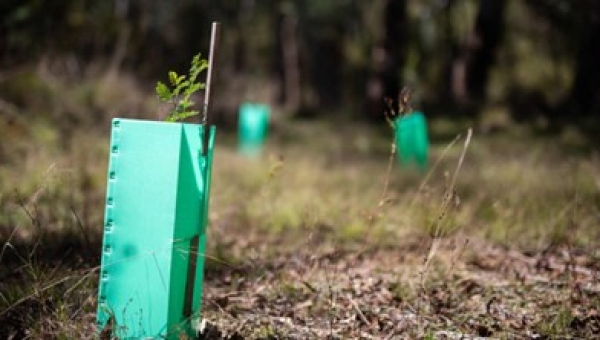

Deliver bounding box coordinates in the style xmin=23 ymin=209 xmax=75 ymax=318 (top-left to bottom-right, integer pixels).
xmin=383 ymin=86 xmax=414 ymax=128
xmin=156 ymin=53 xmax=209 ymax=122
xmin=367 ymin=87 xmax=416 ymax=224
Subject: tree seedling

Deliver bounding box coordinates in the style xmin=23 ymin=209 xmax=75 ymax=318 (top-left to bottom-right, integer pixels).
xmin=383 ymin=86 xmax=413 ymax=128
xmin=156 ymin=53 xmax=208 ymax=122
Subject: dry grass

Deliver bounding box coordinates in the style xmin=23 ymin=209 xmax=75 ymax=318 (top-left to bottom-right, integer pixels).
xmin=1 ymin=68 xmax=599 ymax=338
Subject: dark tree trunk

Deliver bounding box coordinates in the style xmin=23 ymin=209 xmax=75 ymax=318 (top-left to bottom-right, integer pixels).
xmin=272 ymin=10 xmax=286 ymax=105
xmin=467 ymin=0 xmax=505 ymax=98
xmin=233 ymin=28 xmax=246 ymax=73
xmin=233 ymin=0 xmax=257 ymax=73
xmin=452 ymin=0 xmax=505 ymax=106
xmin=272 ymin=10 xmax=301 ymax=111
xmin=569 ymin=3 xmax=600 ymax=117
xmin=382 ymin=0 xmax=407 ymax=105
xmin=309 ymin=26 xmax=343 ymax=110
xmin=366 ymin=0 xmax=407 ymax=119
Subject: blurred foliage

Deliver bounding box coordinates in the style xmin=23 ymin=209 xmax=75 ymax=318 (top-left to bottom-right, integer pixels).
xmin=0 ymin=0 xmax=599 ymax=132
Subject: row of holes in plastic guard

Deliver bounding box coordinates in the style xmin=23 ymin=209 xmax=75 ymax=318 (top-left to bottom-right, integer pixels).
xmin=99 ymin=119 xmax=122 ymax=298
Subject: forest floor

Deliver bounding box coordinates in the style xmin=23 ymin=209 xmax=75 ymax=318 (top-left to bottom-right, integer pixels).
xmin=1 ymin=117 xmax=599 ymax=339
xmin=200 ymin=230 xmax=600 ymax=339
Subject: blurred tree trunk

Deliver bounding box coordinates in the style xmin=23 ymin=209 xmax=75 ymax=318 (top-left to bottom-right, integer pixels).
xmin=281 ymin=15 xmax=301 ymax=111
xmin=452 ymin=0 xmax=505 ymax=107
xmin=107 ymin=0 xmax=132 ymax=76
xmin=273 ymin=9 xmax=301 ymax=112
xmin=435 ymin=0 xmax=459 ymax=113
xmin=569 ymin=2 xmax=600 ymax=117
xmin=233 ymin=0 xmax=257 ymax=73
xmin=306 ymin=21 xmax=343 ymax=112
xmin=366 ymin=0 xmax=407 ymax=119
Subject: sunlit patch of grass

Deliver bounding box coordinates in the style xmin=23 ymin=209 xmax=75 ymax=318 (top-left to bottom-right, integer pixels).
xmin=0 ymin=129 xmax=108 ymax=245
xmin=450 ymin=137 xmax=600 ymax=249
xmin=207 ymin=118 xmax=600 ymax=256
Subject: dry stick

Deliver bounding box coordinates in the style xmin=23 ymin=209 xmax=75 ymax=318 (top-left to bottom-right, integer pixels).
xmin=408 ymin=134 xmax=462 ymax=212
xmin=367 ymin=134 xmax=397 ymax=226
xmin=207 ymin=298 xmax=237 ymax=321
xmin=174 ymin=242 xmax=237 ymax=268
xmin=421 ymin=128 xmax=472 ymax=276
xmin=447 ymin=128 xmax=472 ymax=199
xmin=15 ymin=193 xmax=44 ymax=263
xmin=566 ymin=188 xmax=580 ymax=285
xmin=16 ymin=193 xmax=38 ymax=228
xmin=28 ymin=163 xmax=58 ymax=206
xmin=202 ymin=22 xmax=220 ymax=128
xmin=200 ymin=21 xmax=220 ymax=160
xmin=70 ymin=205 xmax=92 ymax=252
xmin=327 ymin=274 xmax=336 ymax=338
xmin=0 ymin=225 xmax=19 ymax=263
xmin=346 ymin=293 xmax=373 ymax=330
xmin=380 ymin=137 xmax=397 ymax=205
xmin=183 ymin=22 xmax=220 ymax=324
xmin=416 ymin=128 xmax=472 ymax=332
xmin=445 ymin=238 xmax=469 ymax=276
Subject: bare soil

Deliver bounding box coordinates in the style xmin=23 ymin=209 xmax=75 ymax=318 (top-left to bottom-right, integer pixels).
xmin=199 ymin=231 xmax=600 ymax=339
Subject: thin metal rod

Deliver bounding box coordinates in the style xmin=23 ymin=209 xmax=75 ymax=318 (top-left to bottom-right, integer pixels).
xmin=183 ymin=235 xmax=200 ymax=318
xmin=202 ymin=22 xmax=221 ymax=127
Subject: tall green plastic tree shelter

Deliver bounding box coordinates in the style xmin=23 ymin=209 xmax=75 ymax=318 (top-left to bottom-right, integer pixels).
xmin=238 ymin=102 xmax=270 ymax=156
xmin=395 ymin=111 xmax=429 ymax=171
xmin=96 ymin=23 xmax=221 ymax=339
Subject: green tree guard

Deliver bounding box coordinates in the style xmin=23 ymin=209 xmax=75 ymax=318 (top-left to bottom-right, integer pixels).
xmin=395 ymin=111 xmax=429 ymax=170
xmin=238 ymin=102 xmax=270 ymax=156
xmin=96 ymin=118 xmax=216 ymax=339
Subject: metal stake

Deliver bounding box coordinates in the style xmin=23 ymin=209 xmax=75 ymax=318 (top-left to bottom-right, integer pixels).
xmin=202 ymin=22 xmax=220 ymax=126
xmin=202 ymin=22 xmax=220 ymax=155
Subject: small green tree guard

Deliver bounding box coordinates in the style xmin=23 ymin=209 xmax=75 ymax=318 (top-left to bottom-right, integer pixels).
xmin=96 ymin=118 xmax=216 ymax=339
xmin=395 ymin=111 xmax=429 ymax=170
xmin=238 ymin=102 xmax=270 ymax=156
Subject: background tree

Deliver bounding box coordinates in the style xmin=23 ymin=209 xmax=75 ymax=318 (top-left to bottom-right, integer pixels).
xmin=452 ymin=0 xmax=506 ymax=109
xmin=1 ymin=0 xmax=599 ymax=134
xmin=366 ymin=0 xmax=408 ymax=119
xmin=568 ymin=0 xmax=600 ymax=119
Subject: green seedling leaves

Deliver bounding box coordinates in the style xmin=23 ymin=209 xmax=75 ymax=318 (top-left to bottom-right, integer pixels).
xmin=168 ymin=71 xmax=178 ymax=85
xmin=168 ymin=71 xmax=186 ymax=86
xmin=157 ymin=52 xmax=208 ymax=122
xmin=155 ymin=81 xmax=171 ymax=101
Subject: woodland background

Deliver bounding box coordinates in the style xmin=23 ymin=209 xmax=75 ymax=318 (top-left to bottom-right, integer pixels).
xmin=1 ymin=0 xmax=599 ymax=135
xmin=1 ymin=1 xmax=600 ymax=338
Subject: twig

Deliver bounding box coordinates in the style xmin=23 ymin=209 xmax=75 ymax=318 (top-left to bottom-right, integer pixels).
xmin=416 ymin=128 xmax=473 ymax=331
xmin=422 ymin=128 xmax=473 ymax=275
xmin=445 ymin=238 xmax=470 ymax=276
xmin=63 ymin=266 xmax=101 ymax=298
xmin=0 ymin=225 xmax=19 ymax=263
xmin=207 ymin=298 xmax=237 ymax=321
xmin=408 ymin=134 xmax=462 ymax=212
xmin=70 ymin=205 xmax=92 ymax=252
xmin=379 ymin=138 xmax=396 ymax=206
xmin=448 ymin=128 xmax=473 ymax=196
xmin=16 ymin=192 xmax=39 ymax=229
xmin=0 ymin=272 xmax=96 ymax=317
xmin=346 ymin=293 xmax=373 ymax=330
